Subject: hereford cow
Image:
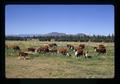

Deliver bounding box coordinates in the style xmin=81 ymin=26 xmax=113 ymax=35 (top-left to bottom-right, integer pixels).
xmin=57 ymin=48 xmax=70 ymax=56
xmin=74 ymin=48 xmax=88 ymax=58
xmin=94 ymin=44 xmax=106 ymax=54
xmin=18 ymin=52 xmax=29 ymax=60
xmin=37 ymin=46 xmax=49 ymax=53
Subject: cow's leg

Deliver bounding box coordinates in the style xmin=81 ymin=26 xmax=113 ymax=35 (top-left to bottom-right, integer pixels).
xmin=75 ymin=51 xmax=78 ymax=57
xmin=85 ymin=53 xmax=88 ymax=58
xmin=66 ymin=53 xmax=70 ymax=56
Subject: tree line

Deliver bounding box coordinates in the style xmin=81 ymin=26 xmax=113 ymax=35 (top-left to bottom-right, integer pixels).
xmin=5 ymin=34 xmax=114 ymax=42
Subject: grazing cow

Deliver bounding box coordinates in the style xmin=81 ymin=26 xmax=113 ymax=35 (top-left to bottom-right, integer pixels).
xmin=37 ymin=46 xmax=49 ymax=53
xmin=75 ymin=48 xmax=88 ymax=58
xmin=28 ymin=47 xmax=36 ymax=52
xmin=7 ymin=45 xmax=20 ymax=51
xmin=79 ymin=44 xmax=85 ymax=49
xmin=18 ymin=52 xmax=29 ymax=60
xmin=57 ymin=48 xmax=70 ymax=56
xmin=94 ymin=45 xmax=106 ymax=54
xmin=67 ymin=44 xmax=74 ymax=50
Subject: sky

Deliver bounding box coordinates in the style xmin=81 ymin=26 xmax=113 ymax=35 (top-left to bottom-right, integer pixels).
xmin=5 ymin=5 xmax=114 ymax=36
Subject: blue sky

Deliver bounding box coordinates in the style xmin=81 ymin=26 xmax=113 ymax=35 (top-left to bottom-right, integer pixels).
xmin=5 ymin=5 xmax=114 ymax=36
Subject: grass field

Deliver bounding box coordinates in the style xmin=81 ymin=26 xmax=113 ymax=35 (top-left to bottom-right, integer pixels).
xmin=5 ymin=41 xmax=114 ymax=78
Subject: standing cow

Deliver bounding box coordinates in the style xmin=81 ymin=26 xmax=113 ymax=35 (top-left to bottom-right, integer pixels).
xmin=94 ymin=44 xmax=106 ymax=54
xmin=74 ymin=48 xmax=88 ymax=58
xmin=57 ymin=47 xmax=71 ymax=56
xmin=7 ymin=45 xmax=21 ymax=51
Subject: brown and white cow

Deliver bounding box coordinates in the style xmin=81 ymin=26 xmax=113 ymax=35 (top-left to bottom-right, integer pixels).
xmin=36 ymin=45 xmax=49 ymax=53
xmin=74 ymin=48 xmax=88 ymax=58
xmin=57 ymin=47 xmax=70 ymax=56
xmin=94 ymin=44 xmax=106 ymax=54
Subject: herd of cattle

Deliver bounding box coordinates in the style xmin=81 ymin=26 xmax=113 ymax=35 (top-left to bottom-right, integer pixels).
xmin=5 ymin=43 xmax=106 ymax=60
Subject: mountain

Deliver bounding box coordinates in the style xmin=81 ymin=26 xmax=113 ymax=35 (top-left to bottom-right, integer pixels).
xmin=6 ymin=32 xmax=87 ymax=37
xmin=76 ymin=33 xmax=86 ymax=36
xmin=44 ymin=32 xmax=66 ymax=36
